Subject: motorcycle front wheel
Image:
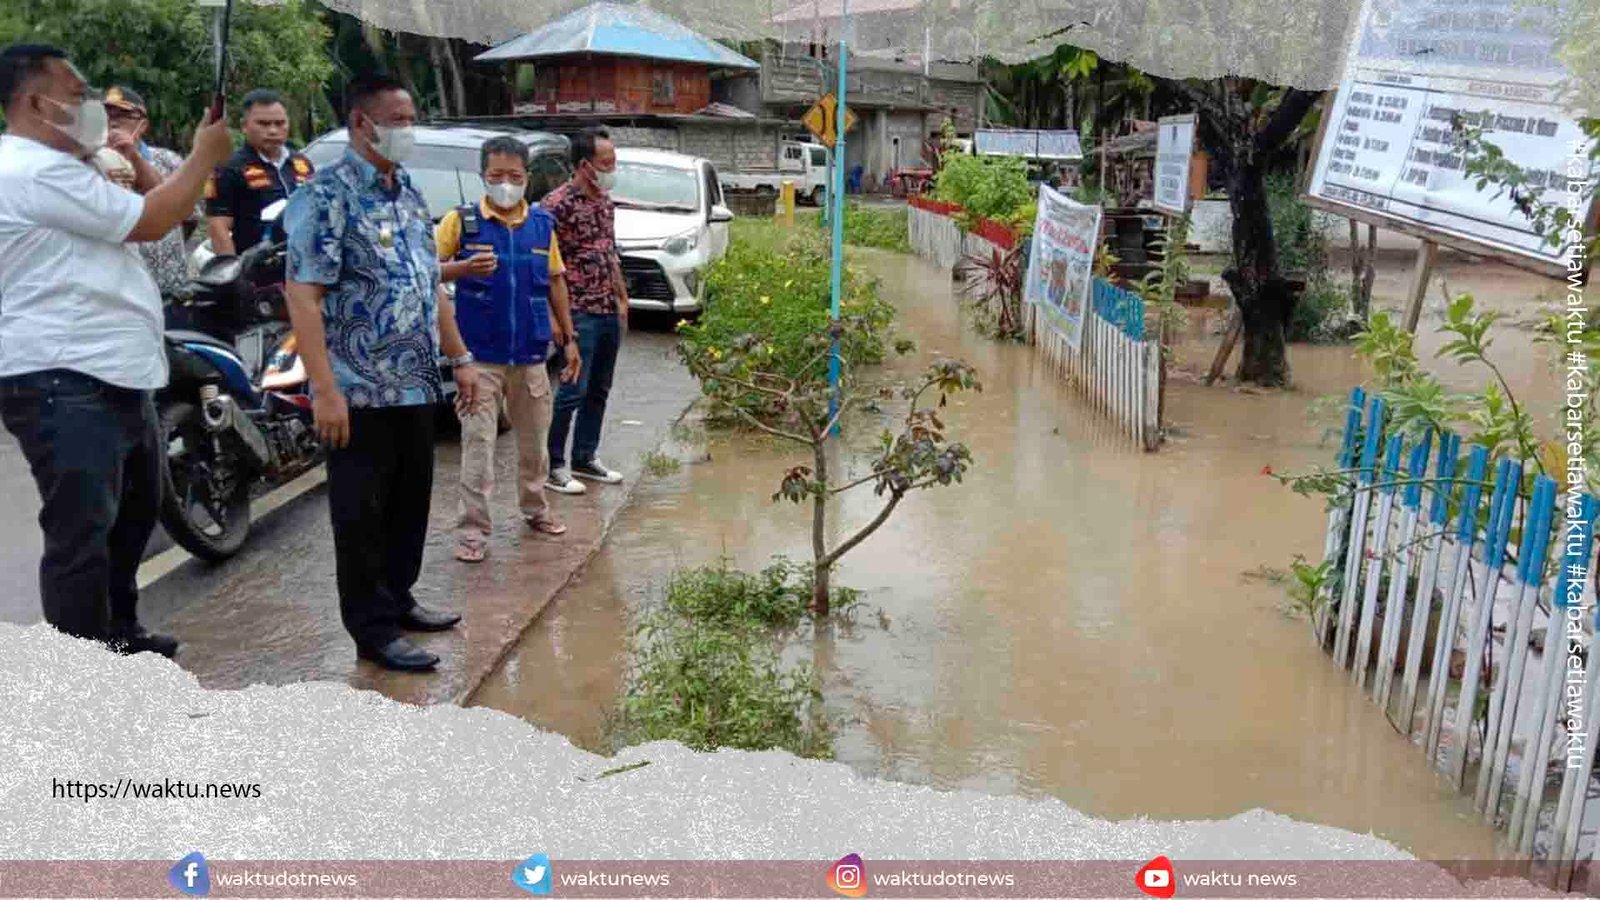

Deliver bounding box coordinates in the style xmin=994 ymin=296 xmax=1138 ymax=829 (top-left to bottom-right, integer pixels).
xmin=159 ymin=401 xmax=252 ymax=561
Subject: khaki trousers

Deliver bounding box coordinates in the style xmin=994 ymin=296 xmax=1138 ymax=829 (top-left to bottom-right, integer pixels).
xmin=456 ymin=363 xmax=554 ymax=540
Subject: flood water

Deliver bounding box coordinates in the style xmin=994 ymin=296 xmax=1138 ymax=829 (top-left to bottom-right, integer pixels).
xmin=470 ymin=248 xmax=1567 ymax=861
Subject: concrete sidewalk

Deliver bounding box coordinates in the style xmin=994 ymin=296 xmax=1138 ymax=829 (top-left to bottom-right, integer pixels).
xmin=122 ymin=327 xmax=697 ymax=707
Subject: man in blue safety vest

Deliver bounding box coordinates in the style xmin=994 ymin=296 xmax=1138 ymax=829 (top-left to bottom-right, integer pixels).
xmin=436 ymin=135 xmax=581 ymax=563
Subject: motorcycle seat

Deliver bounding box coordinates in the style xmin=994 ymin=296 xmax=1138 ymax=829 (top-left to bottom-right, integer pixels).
xmin=166 ymin=329 xmax=238 ymax=354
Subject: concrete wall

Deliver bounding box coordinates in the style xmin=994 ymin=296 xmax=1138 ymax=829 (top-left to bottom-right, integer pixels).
xmin=677 ymin=124 xmax=781 ymax=171
xmin=610 ymin=126 xmax=681 ymax=153
xmin=714 ymin=73 xmax=764 ymax=115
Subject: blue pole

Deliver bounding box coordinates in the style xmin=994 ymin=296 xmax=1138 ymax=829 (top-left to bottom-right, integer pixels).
xmin=827 ymin=0 xmax=849 ymax=437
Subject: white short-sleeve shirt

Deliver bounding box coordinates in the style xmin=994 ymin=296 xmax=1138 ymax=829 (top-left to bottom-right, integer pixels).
xmin=0 ymin=135 xmax=166 ymax=390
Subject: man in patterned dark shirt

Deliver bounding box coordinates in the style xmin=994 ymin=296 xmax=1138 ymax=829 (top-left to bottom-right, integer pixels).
xmin=284 ymin=74 xmax=482 ymax=673
xmin=540 ymin=126 xmax=630 ymax=495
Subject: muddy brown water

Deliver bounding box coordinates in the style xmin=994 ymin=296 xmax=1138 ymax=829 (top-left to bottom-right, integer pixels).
xmin=472 ymin=248 xmax=1574 ymax=861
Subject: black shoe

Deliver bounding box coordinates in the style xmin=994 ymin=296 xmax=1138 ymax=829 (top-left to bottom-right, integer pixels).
xmin=109 ymin=628 xmax=180 ymax=659
xmin=357 ymin=637 xmax=439 ymax=672
xmin=400 ymin=604 xmax=461 ymax=632
xmin=572 ymin=459 xmax=624 ymax=484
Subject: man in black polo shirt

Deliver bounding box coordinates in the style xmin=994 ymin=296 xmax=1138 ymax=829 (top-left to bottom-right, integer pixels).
xmin=205 ymin=88 xmax=314 ymax=256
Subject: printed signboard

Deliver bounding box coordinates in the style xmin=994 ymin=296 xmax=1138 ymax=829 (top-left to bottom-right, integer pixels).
xmin=1304 ymin=0 xmax=1596 ymax=275
xmin=1154 ymin=114 xmax=1196 ymax=215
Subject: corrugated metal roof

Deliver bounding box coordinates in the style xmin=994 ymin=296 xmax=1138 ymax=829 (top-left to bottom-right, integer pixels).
xmin=475 ymin=2 xmax=760 ymax=68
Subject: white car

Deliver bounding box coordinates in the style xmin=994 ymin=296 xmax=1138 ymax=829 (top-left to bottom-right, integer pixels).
xmin=612 ymin=148 xmax=734 ymax=314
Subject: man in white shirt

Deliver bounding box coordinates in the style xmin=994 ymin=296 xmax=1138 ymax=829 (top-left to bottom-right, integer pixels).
xmin=0 ymin=44 xmax=232 ymax=657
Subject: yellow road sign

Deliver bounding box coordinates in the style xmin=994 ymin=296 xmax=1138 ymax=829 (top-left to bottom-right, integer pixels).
xmin=802 ymin=93 xmax=858 ymax=148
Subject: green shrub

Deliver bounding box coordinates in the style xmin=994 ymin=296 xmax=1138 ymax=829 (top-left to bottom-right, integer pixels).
xmin=665 ymin=559 xmax=811 ymax=629
xmin=613 ymin=610 xmax=831 ymax=758
xmin=814 ymin=202 xmax=912 ymax=253
xmin=681 ymin=235 xmax=896 ymax=385
xmin=1268 ymin=173 xmax=1343 ymax=342
xmin=1289 ymin=278 xmax=1347 ymax=342
xmin=1267 ymin=173 xmax=1330 ymax=277
xmin=934 ymin=154 xmax=1034 ymax=223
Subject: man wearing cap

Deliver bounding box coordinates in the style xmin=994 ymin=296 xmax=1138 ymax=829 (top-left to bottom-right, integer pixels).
xmin=99 ymin=85 xmax=195 ymax=296
xmin=206 ymin=88 xmax=314 ymax=257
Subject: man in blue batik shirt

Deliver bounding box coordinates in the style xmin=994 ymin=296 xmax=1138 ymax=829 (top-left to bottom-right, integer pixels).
xmin=284 ymin=73 xmax=482 ymax=673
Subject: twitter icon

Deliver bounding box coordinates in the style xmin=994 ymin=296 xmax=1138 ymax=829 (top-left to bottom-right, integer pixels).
xmin=511 ymin=853 xmax=553 ymax=895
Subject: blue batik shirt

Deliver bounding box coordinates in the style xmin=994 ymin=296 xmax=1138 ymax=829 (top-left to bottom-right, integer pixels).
xmin=284 ymin=149 xmax=443 ymax=408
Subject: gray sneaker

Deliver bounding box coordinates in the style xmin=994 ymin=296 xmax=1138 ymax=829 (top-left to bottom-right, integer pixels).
xmin=572 ymin=459 xmax=624 ymax=484
xmin=546 ymin=469 xmax=588 ymax=495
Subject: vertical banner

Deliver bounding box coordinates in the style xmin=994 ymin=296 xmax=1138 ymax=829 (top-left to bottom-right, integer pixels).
xmin=1024 ymin=184 xmax=1102 ymax=350
xmin=1154 ymin=114 xmax=1197 ymax=215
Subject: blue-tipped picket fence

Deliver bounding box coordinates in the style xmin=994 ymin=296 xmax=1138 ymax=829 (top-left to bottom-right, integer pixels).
xmin=1319 ymin=387 xmax=1600 ymax=889
xmin=906 ymin=201 xmax=1165 ymax=451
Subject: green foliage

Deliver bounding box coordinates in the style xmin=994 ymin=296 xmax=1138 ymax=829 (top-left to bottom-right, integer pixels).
xmin=664 ymin=559 xmax=811 ymax=630
xmin=0 ymin=0 xmax=333 ymax=148
xmin=1266 ymin=173 xmax=1343 ymax=342
xmin=1134 ymin=214 xmax=1193 ymax=344
xmin=1290 ymin=280 xmax=1349 ymax=344
xmin=1285 ymin=555 xmax=1334 ymax=620
xmin=611 ymin=558 xmax=856 ymax=757
xmin=641 ymin=451 xmax=681 ymax=478
xmin=815 ymin=202 xmax=912 ymax=253
xmin=681 ymin=231 xmax=896 ymax=391
xmin=680 ymin=259 xmax=980 ymax=613
xmin=614 ymin=608 xmax=831 ymax=758
xmin=934 ymin=153 xmax=1034 ymax=224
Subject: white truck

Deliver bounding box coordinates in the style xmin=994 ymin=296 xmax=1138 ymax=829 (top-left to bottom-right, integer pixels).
xmin=720 ymin=140 xmax=831 ymax=205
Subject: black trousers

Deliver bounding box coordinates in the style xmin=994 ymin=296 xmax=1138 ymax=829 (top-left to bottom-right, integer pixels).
xmin=0 ymin=369 xmax=162 ymax=643
xmin=326 ymin=405 xmax=436 ymax=649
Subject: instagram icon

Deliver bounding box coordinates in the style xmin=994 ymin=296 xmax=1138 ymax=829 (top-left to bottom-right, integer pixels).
xmin=827 ymin=853 xmax=867 ymax=898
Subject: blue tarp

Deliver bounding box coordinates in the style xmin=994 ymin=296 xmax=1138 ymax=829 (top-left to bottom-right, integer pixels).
xmin=475 ymin=2 xmax=760 ymax=69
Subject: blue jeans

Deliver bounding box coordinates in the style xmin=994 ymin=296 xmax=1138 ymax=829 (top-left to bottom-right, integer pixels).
xmin=548 ymin=312 xmax=621 ymax=469
xmin=0 ymin=370 xmax=162 ymax=642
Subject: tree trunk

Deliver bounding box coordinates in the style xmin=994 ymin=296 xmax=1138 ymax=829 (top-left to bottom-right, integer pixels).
xmin=440 ymin=38 xmax=468 ymax=116
xmin=426 ymin=38 xmax=453 ymax=116
xmin=810 ymin=439 xmax=830 ymax=616
xmin=1224 ymin=163 xmax=1293 ymax=387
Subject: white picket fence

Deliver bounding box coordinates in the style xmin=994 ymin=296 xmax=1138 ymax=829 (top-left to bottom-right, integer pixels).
xmin=1320 ymin=389 xmax=1600 ymax=891
xmin=908 ymin=200 xmax=1164 ymax=451
xmin=1024 ymin=282 xmax=1163 ymax=451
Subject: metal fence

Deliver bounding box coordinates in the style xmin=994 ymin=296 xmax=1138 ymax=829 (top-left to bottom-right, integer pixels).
xmin=1318 ymin=387 xmax=1600 ymax=891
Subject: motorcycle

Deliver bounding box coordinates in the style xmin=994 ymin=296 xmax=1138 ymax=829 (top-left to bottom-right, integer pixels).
xmin=158 ymin=200 xmax=322 ymax=561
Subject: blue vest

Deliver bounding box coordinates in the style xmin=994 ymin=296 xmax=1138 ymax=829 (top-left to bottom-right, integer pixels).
xmin=451 ymin=204 xmax=555 ymax=365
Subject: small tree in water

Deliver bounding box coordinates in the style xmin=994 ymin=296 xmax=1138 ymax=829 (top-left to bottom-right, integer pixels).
xmin=680 ymin=322 xmax=979 ymax=614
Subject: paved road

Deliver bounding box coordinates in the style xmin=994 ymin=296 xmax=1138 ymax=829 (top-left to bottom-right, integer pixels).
xmin=0 ymin=322 xmax=698 ymax=704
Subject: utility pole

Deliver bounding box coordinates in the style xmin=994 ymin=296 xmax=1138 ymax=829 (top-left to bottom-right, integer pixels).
xmin=827 ymin=0 xmax=850 ymax=437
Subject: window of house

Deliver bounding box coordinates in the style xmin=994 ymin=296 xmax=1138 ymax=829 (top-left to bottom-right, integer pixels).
xmin=652 ymin=71 xmax=676 ymax=105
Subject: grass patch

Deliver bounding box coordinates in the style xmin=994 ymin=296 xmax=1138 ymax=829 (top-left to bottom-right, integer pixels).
xmin=810 ymin=202 xmax=911 ymax=253
xmin=608 ymin=558 xmax=858 ymax=759
xmin=641 ymin=450 xmax=682 ymax=478
xmin=613 ymin=610 xmax=832 ymax=758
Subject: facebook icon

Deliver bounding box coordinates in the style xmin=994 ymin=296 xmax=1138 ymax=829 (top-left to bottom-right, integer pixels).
xmin=167 ymin=852 xmax=210 ymax=896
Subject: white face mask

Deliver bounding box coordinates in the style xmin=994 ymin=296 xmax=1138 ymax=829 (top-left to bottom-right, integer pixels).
xmin=593 ymin=168 xmax=617 ymax=192
xmin=486 ymin=181 xmax=524 ymax=209
xmin=370 ymin=123 xmax=415 ymax=164
xmin=42 ymin=96 xmax=109 ymax=153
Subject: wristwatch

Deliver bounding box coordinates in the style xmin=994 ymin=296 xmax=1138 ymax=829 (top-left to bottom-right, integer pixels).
xmin=448 ymin=352 xmax=475 ymax=367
